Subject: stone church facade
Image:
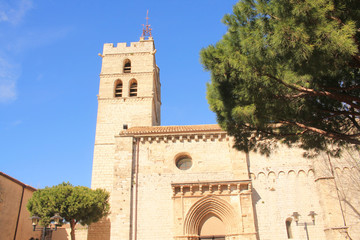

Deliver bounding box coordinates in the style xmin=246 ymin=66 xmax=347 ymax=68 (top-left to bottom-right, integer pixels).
xmin=88 ymin=37 xmax=360 ymax=240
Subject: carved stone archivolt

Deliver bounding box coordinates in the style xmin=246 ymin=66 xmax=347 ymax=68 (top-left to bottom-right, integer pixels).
xmin=183 ymin=195 xmax=238 ymax=237
xmin=172 ymin=180 xmax=257 ymax=240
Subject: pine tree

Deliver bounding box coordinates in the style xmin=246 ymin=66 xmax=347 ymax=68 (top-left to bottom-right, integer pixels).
xmin=201 ymin=0 xmax=360 ymax=155
xmin=27 ymin=182 xmax=110 ymax=240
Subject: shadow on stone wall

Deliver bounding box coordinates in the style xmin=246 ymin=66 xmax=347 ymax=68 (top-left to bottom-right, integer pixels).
xmin=252 ymin=188 xmax=261 ymax=240
xmin=87 ymin=218 xmax=111 ymax=240
xmin=52 ymin=228 xmax=68 ymax=240
xmin=332 ymin=149 xmax=360 ymax=240
xmin=312 ymin=150 xmax=360 ymax=240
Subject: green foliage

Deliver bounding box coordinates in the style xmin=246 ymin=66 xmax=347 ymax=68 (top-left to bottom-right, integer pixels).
xmin=201 ymin=0 xmax=360 ymax=155
xmin=27 ymin=182 xmax=110 ymax=227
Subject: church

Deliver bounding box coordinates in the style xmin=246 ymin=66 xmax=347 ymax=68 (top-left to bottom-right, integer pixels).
xmin=87 ymin=32 xmax=359 ymax=240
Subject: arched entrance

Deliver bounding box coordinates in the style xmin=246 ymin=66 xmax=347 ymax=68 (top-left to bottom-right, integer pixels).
xmin=199 ymin=213 xmax=226 ymax=240
xmin=183 ymin=195 xmax=239 ymax=239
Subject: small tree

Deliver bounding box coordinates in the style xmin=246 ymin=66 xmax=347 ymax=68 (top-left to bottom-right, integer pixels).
xmin=27 ymin=182 xmax=110 ymax=240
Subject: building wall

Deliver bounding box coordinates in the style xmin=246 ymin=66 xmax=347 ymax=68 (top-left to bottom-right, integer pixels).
xmin=248 ymin=146 xmax=326 ymax=240
xmin=249 ymin=146 xmax=360 ymax=240
xmin=326 ymin=150 xmax=360 ymax=239
xmin=89 ymin=39 xmax=161 ymax=240
xmin=107 ymin=131 xmax=360 ymax=240
xmin=0 ymin=172 xmax=41 ymax=240
xmin=52 ymin=224 xmax=88 ymax=240
xmin=91 ymin=39 xmax=160 ymax=192
xmin=109 ymin=134 xmax=257 ymax=240
xmin=141 ymin=136 xmax=248 ymax=239
xmin=89 ymin=38 xmax=360 ymax=240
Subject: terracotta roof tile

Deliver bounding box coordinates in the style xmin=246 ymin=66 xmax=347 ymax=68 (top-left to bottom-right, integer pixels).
xmin=120 ymin=124 xmax=225 ymax=136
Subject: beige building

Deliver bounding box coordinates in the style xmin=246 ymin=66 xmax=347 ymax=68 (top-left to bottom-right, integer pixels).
xmin=0 ymin=172 xmax=41 ymax=240
xmin=88 ymin=36 xmax=360 ymax=240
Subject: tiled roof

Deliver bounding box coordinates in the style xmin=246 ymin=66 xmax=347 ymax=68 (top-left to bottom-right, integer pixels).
xmin=120 ymin=124 xmax=225 ymax=136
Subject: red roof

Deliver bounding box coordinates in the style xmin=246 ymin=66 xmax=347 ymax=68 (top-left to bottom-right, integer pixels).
xmin=120 ymin=124 xmax=225 ymax=136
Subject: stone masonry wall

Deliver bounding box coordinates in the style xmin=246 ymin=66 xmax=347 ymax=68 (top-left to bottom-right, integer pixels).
xmin=112 ymin=134 xmax=256 ymax=240
xmin=249 ymin=145 xmax=359 ymax=240
xmin=90 ymin=39 xmax=160 ymax=240
xmin=90 ymin=38 xmax=360 ymax=240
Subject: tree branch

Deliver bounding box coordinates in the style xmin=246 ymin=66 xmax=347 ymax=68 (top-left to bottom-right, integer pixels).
xmin=329 ymin=15 xmax=344 ymax=25
xmin=265 ymin=74 xmax=360 ymax=110
xmin=243 ymin=123 xmax=309 ymax=138
xmin=347 ymin=115 xmax=360 ymax=130
xmin=320 ymin=109 xmax=360 ymax=117
xmin=324 ymin=85 xmax=360 ymax=91
xmin=279 ymin=120 xmax=360 ymax=145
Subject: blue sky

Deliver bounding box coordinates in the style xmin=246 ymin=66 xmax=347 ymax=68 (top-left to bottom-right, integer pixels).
xmin=0 ymin=0 xmax=238 ymax=188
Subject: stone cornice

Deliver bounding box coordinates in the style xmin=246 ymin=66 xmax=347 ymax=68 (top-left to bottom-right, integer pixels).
xmin=100 ymin=72 xmax=153 ymax=78
xmin=129 ymin=132 xmax=229 ymax=144
xmin=171 ymin=180 xmax=252 ymax=198
xmin=94 ymin=143 xmax=115 ymax=146
xmin=103 ymin=52 xmax=152 ymax=57
xmin=97 ymin=96 xmax=153 ymax=102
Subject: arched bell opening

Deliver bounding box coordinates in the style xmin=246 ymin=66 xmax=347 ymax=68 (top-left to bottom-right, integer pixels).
xmin=114 ymin=79 xmax=123 ymax=97
xmin=123 ymin=59 xmax=131 ymax=73
xmin=129 ymin=79 xmax=138 ymax=97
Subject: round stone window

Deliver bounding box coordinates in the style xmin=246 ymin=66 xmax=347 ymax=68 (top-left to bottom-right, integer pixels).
xmin=176 ymin=155 xmax=192 ymax=170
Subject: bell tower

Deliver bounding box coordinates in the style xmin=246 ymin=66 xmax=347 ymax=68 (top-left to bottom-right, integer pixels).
xmin=98 ymin=38 xmax=160 ymax=127
xmin=91 ymin=36 xmax=161 ymax=191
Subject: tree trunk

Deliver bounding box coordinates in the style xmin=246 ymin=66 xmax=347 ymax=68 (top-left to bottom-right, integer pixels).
xmin=70 ymin=219 xmax=76 ymax=240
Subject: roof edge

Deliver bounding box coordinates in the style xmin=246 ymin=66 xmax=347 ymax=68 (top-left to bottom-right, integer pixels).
xmin=119 ymin=124 xmax=225 ymax=137
xmin=0 ymin=172 xmax=37 ymax=191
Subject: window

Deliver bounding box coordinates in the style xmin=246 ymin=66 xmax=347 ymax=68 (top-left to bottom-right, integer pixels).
xmin=286 ymin=218 xmax=293 ymax=239
xmin=129 ymin=80 xmax=137 ymax=97
xmin=115 ymin=80 xmax=123 ymax=97
xmin=176 ymin=155 xmax=192 ymax=170
xmin=124 ymin=59 xmax=131 ymax=73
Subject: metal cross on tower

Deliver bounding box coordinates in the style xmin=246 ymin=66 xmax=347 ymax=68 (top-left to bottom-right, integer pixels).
xmin=141 ymin=10 xmax=152 ymax=39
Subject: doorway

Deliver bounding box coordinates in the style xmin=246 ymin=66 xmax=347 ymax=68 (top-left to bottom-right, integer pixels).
xmin=199 ymin=214 xmax=226 ymax=240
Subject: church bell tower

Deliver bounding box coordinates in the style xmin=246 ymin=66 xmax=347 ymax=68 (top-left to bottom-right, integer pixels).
xmin=91 ymin=35 xmax=161 ymax=191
